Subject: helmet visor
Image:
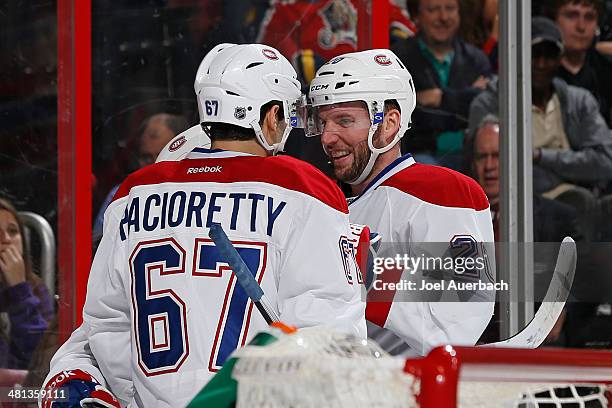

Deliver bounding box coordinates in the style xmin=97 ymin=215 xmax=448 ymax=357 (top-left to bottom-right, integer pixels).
xmin=287 ymin=94 xmax=308 ymax=130
xmin=302 ymin=103 xmax=373 ymax=137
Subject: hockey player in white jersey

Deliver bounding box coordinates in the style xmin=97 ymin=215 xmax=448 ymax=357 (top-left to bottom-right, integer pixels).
xmin=307 ymin=49 xmax=495 ymax=356
xmin=41 ymin=44 xmax=365 ymax=408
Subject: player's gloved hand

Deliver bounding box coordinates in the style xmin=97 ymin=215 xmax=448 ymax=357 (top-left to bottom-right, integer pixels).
xmin=41 ymin=369 xmax=120 ymax=408
xmin=349 ymin=223 xmax=382 ymax=288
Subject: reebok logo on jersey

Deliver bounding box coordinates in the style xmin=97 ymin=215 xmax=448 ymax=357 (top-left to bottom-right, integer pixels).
xmin=187 ymin=166 xmax=222 ymax=174
xmin=48 ymin=370 xmax=77 ymax=388
xmin=46 ymin=368 xmax=92 ymax=389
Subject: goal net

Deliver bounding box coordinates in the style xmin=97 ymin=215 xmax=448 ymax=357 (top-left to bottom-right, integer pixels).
xmin=406 ymin=345 xmax=612 ymax=407
xmin=231 ymin=327 xmax=612 ymax=408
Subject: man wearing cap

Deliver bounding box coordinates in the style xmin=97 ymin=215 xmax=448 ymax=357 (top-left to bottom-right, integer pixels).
xmin=468 ymin=17 xmax=612 ymax=204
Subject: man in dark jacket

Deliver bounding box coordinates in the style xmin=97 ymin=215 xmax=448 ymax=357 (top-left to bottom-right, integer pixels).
xmin=469 ymin=17 xmax=612 ymax=198
xmin=546 ymin=0 xmax=612 ymax=126
xmin=392 ymin=0 xmax=491 ymax=168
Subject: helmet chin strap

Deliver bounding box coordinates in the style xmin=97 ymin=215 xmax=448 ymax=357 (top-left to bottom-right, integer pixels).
xmin=347 ymin=124 xmax=380 ymax=185
xmin=272 ymin=122 xmax=293 ymax=155
xmin=251 ymin=120 xmax=275 ymax=154
xmin=250 ymin=117 xmax=293 ymax=156
xmin=345 ymin=121 xmax=406 ymax=186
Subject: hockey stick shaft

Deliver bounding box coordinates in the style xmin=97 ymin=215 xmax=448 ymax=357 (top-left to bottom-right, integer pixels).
xmin=208 ymin=223 xmax=280 ymax=325
xmin=481 ymin=236 xmax=577 ymax=348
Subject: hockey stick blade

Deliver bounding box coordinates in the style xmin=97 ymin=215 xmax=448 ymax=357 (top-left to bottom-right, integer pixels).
xmin=208 ymin=223 xmax=280 ymax=325
xmin=482 ymin=236 xmax=577 ymax=348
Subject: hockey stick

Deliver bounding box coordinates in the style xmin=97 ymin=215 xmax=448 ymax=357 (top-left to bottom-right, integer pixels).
xmin=481 ymin=236 xmax=577 ymax=348
xmin=210 ymin=221 xmax=576 ymax=348
xmin=208 ymin=223 xmax=280 ymax=324
xmin=376 ymin=237 xmax=577 ymax=353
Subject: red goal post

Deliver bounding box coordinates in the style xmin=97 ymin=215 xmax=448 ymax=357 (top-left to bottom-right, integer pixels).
xmin=405 ymin=345 xmax=612 ymax=407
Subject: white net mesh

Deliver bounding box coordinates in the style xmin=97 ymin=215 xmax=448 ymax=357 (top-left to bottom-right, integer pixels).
xmin=230 ymin=327 xmax=611 ymax=407
xmin=232 ymin=326 xmax=417 ymax=408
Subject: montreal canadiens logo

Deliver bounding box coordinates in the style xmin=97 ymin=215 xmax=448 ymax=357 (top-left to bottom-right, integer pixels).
xmin=168 ymin=136 xmax=186 ymax=152
xmin=262 ymin=49 xmax=279 ymax=60
xmin=374 ymin=54 xmax=392 ymax=66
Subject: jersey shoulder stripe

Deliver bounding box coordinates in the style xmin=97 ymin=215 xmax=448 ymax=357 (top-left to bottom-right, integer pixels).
xmin=380 ymin=163 xmax=489 ymax=211
xmin=112 ymin=154 xmax=348 ymax=214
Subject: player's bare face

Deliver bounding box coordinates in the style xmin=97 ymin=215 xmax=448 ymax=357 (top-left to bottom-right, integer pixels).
xmin=319 ymin=103 xmax=372 ymax=182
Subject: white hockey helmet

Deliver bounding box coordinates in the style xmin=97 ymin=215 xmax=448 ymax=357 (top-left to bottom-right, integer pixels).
xmin=194 ymin=43 xmax=303 ymax=154
xmin=307 ymin=49 xmax=416 ymax=184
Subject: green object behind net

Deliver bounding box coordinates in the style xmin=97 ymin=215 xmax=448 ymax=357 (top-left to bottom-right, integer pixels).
xmin=186 ymin=332 xmax=278 ymax=408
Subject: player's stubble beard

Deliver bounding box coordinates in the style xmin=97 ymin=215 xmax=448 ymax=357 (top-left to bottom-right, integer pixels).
xmin=332 ymin=138 xmax=371 ymax=183
xmin=332 ymin=126 xmax=386 ymax=183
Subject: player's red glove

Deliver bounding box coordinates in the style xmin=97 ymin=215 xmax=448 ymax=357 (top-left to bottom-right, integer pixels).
xmin=41 ymin=369 xmax=120 ymax=408
xmin=349 ymin=223 xmax=381 ymax=288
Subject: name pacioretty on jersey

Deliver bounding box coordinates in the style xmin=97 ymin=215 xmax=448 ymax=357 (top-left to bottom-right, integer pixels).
xmin=118 ymin=190 xmax=287 ymax=241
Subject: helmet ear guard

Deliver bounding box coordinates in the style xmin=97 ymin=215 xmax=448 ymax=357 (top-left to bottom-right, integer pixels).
xmin=307 ymin=49 xmax=416 ymax=184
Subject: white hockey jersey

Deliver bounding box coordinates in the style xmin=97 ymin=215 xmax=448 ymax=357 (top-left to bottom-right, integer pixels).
xmin=44 ymin=149 xmax=366 ymax=407
xmin=349 ymin=154 xmax=495 ymax=356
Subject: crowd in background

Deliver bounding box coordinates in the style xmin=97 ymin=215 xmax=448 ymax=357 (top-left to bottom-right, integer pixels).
xmin=2 ymin=0 xmax=612 ymax=377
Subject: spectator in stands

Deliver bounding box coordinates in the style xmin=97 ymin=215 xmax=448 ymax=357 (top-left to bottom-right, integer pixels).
xmin=469 ymin=17 xmax=612 ymax=230
xmin=393 ymin=0 xmax=492 ymax=169
xmin=467 ymin=116 xmax=580 ymax=345
xmin=470 ymin=153 xmax=611 ymax=348
xmin=466 ymin=114 xmax=581 ymax=243
xmin=544 ymin=0 xmax=612 ymax=125
xmin=459 ymin=0 xmax=499 ymax=72
xmin=133 ymin=113 xmax=189 ymax=168
xmin=93 ymin=112 xmax=188 ymax=242
xmin=467 ymin=115 xmax=500 ymax=238
xmin=0 ymin=198 xmax=53 ymax=369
